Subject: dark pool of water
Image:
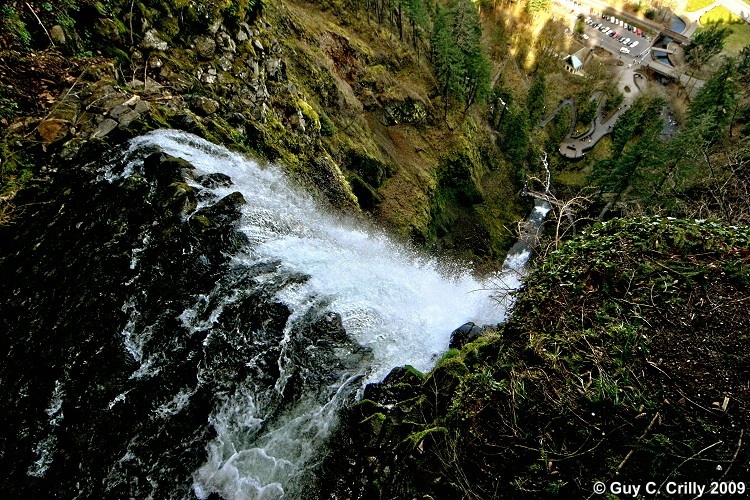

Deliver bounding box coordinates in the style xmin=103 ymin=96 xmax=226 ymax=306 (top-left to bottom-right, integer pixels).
xmin=671 ymin=15 xmax=686 ymax=33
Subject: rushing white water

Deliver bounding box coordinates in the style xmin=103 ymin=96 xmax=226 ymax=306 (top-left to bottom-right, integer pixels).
xmin=120 ymin=130 xmax=528 ymax=499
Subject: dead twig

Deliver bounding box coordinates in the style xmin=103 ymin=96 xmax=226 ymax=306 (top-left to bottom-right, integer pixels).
xmin=718 ymin=429 xmax=743 ymax=482
xmin=26 ymin=68 xmax=90 ymax=138
xmin=615 ymin=412 xmax=660 ymax=474
xmin=656 ymin=440 xmax=723 ymax=494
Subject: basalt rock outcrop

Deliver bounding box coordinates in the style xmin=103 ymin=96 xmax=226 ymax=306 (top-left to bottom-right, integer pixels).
xmin=0 ymin=148 xmax=246 ymax=497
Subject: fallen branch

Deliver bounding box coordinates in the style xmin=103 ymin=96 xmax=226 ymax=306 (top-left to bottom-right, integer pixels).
xmin=615 ymin=412 xmax=660 ymax=474
xmin=25 ymin=2 xmax=55 ymax=48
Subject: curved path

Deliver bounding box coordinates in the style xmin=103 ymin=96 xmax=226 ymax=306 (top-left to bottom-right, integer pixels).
xmin=538 ymin=98 xmax=575 ymax=131
xmin=555 ymin=67 xmax=647 ymax=159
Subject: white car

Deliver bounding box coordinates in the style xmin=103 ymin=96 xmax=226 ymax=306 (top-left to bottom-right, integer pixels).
xmin=620 ymin=47 xmax=630 ymax=54
xmin=630 ymin=41 xmax=639 ymax=48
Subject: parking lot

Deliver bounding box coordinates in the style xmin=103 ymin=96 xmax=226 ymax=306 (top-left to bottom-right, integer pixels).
xmin=582 ymin=13 xmax=651 ymax=60
xmin=557 ymin=1 xmax=654 ymax=61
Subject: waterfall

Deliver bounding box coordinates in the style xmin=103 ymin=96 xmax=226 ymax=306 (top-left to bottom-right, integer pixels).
xmin=123 ymin=130 xmax=521 ymax=499
xmin=12 ymin=129 xmax=531 ymax=499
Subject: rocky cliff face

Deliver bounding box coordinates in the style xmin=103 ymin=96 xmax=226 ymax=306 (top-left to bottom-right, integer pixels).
xmin=1 ymin=0 xmax=522 ymax=262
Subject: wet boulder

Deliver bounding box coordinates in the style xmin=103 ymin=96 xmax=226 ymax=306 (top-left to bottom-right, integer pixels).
xmin=194 ymin=191 xmax=246 ymax=226
xmin=196 ymin=172 xmax=232 ymax=188
xmin=448 ymin=321 xmax=485 ymax=349
xmin=143 ymin=152 xmax=196 ymax=185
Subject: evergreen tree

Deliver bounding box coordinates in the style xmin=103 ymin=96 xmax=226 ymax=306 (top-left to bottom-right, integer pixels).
xmin=527 ymin=73 xmax=547 ymax=124
xmin=462 ymin=39 xmax=491 ymax=113
xmin=402 ymin=0 xmax=430 ymax=60
xmin=688 ymin=58 xmax=739 ymax=142
xmin=578 ymin=96 xmax=599 ymax=127
xmin=431 ymin=3 xmax=465 ymax=118
xmin=590 ymin=96 xmax=666 ymax=203
xmin=503 ymin=105 xmax=530 ymax=164
xmin=729 ymin=46 xmax=750 ymax=135
xmin=684 ymin=24 xmax=731 ymax=70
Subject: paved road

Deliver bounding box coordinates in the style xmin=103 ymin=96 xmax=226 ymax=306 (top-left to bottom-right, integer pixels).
xmin=538 ymin=98 xmax=575 ymax=129
xmin=719 ymin=0 xmax=750 ymax=22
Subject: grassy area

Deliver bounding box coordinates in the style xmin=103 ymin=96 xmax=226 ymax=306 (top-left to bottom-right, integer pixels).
xmin=696 ymin=19 xmax=750 ymax=56
xmin=685 ymin=0 xmax=715 ymax=12
xmin=695 ymin=5 xmax=750 ymax=57
xmin=723 ymin=22 xmax=750 ymax=55
xmin=699 ymin=5 xmax=745 ymax=24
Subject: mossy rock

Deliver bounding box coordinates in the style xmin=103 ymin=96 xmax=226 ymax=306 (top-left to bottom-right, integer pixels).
xmin=297 ymin=99 xmax=320 ymax=132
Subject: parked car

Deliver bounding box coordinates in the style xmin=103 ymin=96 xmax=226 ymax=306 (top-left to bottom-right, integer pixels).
xmin=620 ymin=47 xmax=630 ymax=54
xmin=630 ymin=41 xmax=639 ymax=48
xmin=624 ymin=38 xmax=631 ymax=44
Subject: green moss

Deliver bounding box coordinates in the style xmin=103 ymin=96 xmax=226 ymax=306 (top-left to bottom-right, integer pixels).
xmin=297 ymin=99 xmax=320 ymax=132
xmin=438 ymin=348 xmax=461 ymax=364
xmin=404 ymin=365 xmax=426 ymax=380
xmin=403 ymin=426 xmax=448 ymax=448
xmin=431 ymin=356 xmax=468 ymax=379
xmin=1 ymin=5 xmax=31 ymax=48
xmin=345 ymin=217 xmax=750 ymax=497
xmin=318 ymin=111 xmax=335 ymax=136
xmin=360 ymin=412 xmax=387 ymax=436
